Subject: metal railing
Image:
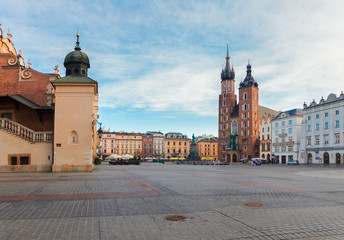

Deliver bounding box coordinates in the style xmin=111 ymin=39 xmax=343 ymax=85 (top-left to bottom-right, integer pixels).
xmin=0 ymin=118 xmax=53 ymax=143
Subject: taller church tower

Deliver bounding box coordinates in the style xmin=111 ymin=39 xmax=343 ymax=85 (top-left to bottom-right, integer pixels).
xmin=238 ymin=62 xmax=259 ymax=159
xmin=218 ymin=44 xmax=236 ymax=161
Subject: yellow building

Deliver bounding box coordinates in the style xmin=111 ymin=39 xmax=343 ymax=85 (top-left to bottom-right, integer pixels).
xmin=165 ymin=132 xmax=190 ymax=158
xmin=196 ymin=137 xmax=218 ymax=161
xmin=114 ymin=132 xmax=142 ymax=158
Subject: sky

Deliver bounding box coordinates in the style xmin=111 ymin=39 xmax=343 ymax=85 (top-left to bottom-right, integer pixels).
xmin=1 ymin=0 xmax=344 ymax=138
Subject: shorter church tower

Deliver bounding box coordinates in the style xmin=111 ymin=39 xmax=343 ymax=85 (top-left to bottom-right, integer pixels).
xmin=238 ymin=61 xmax=259 ymax=159
xmin=52 ymin=34 xmax=99 ymax=172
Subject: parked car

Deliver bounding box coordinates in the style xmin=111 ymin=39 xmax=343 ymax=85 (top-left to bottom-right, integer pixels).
xmin=287 ymin=160 xmax=299 ymax=165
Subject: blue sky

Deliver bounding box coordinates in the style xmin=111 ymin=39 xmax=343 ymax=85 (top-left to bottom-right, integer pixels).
xmin=2 ymin=0 xmax=344 ymax=137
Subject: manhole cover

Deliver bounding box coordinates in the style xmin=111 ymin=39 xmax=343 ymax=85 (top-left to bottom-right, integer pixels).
xmin=164 ymin=215 xmax=187 ymax=221
xmin=244 ymin=203 xmax=263 ymax=207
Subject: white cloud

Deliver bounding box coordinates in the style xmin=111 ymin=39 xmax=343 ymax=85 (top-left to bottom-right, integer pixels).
xmin=99 ymin=49 xmax=220 ymax=116
xmin=3 ymin=0 xmax=344 ymax=119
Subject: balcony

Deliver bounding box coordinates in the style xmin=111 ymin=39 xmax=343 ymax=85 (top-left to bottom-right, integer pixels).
xmin=0 ymin=118 xmax=53 ymax=143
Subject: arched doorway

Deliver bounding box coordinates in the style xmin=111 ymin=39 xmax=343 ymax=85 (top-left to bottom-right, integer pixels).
xmin=323 ymin=152 xmax=329 ymax=164
xmin=262 ymin=154 xmax=265 ymax=159
xmin=233 ymin=154 xmax=237 ymax=162
xmin=267 ymin=154 xmax=271 ymax=161
xmin=307 ymin=153 xmax=312 ymax=164
xmin=336 ymin=153 xmax=341 ymax=164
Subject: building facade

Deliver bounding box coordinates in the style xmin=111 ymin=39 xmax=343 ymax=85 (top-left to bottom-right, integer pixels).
xmin=114 ymin=132 xmax=142 ymax=158
xmin=142 ymin=133 xmax=153 ymax=159
xmin=299 ymin=93 xmax=344 ymax=164
xmin=196 ymin=137 xmax=218 ymax=160
xmin=259 ymin=116 xmax=272 ymax=161
xmin=102 ymin=131 xmax=116 ymax=158
xmin=271 ymin=109 xmax=302 ymax=164
xmin=165 ymin=132 xmax=190 ymax=158
xmin=147 ymin=131 xmax=166 ymax=159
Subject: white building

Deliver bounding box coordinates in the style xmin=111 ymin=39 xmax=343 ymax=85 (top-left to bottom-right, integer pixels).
xmin=271 ymin=109 xmax=302 ymax=164
xmin=299 ymin=93 xmax=344 ymax=165
xmin=259 ymin=116 xmax=272 ymax=161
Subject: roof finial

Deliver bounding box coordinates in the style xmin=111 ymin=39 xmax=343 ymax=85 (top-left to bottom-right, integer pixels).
xmin=226 ymin=42 xmax=229 ymax=58
xmin=248 ymin=59 xmax=250 ymax=65
xmin=75 ymin=30 xmax=81 ymax=51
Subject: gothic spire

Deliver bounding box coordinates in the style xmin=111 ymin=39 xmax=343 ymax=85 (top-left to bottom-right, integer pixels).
xmin=221 ymin=43 xmax=235 ymax=81
xmin=225 ymin=43 xmax=230 ymax=70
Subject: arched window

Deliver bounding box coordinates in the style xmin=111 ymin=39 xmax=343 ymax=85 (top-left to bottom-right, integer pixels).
xmin=243 ymin=92 xmax=247 ymax=100
xmin=231 ymin=120 xmax=238 ymax=134
xmin=69 ymin=131 xmax=78 ymax=144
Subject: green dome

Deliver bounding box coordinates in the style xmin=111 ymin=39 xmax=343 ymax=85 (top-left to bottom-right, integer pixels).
xmin=63 ymin=34 xmax=90 ymax=77
xmin=64 ymin=50 xmax=90 ymax=68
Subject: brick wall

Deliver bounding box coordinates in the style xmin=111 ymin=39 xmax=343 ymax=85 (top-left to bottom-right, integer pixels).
xmin=0 ymin=54 xmax=58 ymax=107
xmin=0 ymin=98 xmax=53 ymax=131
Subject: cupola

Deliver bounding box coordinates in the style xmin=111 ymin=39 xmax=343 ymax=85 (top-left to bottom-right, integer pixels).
xmin=239 ymin=60 xmax=258 ymax=89
xmin=64 ymin=33 xmax=90 ymax=77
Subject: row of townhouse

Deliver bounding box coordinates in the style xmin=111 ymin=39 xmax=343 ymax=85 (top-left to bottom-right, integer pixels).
xmin=100 ymin=131 xmax=190 ymax=160
xmin=261 ymin=92 xmax=344 ymax=165
xmin=100 ymin=131 xmax=219 ymax=160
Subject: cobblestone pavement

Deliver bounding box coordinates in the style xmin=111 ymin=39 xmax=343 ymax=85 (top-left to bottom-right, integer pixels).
xmin=1 ymin=163 xmax=344 ymax=239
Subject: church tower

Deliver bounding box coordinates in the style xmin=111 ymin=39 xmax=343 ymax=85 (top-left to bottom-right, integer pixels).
xmin=218 ymin=44 xmax=236 ymax=161
xmin=52 ymin=34 xmax=99 ymax=172
xmin=238 ymin=61 xmax=259 ymax=159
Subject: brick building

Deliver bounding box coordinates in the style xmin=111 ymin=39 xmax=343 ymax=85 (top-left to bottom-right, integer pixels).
xmin=142 ymin=133 xmax=153 ymax=159
xmin=218 ymin=45 xmax=278 ymax=162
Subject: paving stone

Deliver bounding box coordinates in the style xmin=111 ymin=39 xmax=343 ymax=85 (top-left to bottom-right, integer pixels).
xmin=1 ymin=163 xmax=344 ymax=239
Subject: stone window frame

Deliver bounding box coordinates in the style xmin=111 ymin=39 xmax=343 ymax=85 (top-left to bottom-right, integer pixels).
xmin=315 ymin=136 xmax=320 ymax=145
xmin=335 ymin=133 xmax=340 ymax=144
xmin=8 ymin=154 xmax=31 ymax=165
xmin=307 ymin=137 xmax=311 ymax=145
xmin=324 ymin=135 xmax=329 ymax=144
